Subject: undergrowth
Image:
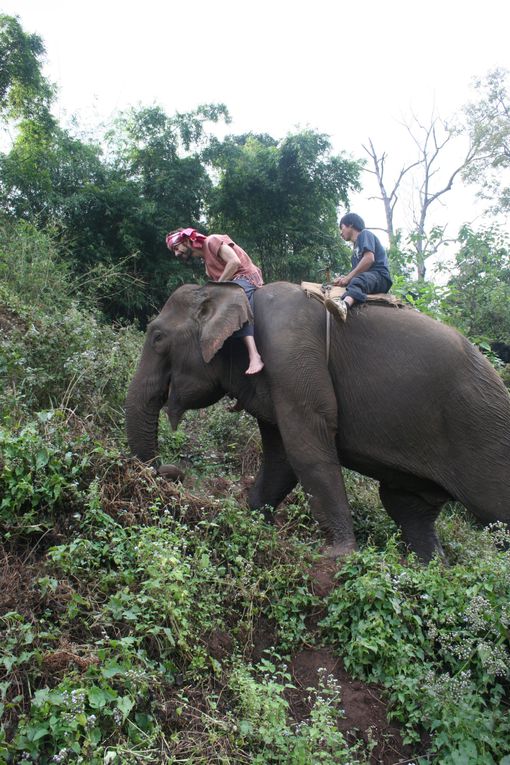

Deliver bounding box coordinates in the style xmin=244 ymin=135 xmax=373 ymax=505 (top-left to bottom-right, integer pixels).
xmin=321 ymin=533 xmax=510 ymax=764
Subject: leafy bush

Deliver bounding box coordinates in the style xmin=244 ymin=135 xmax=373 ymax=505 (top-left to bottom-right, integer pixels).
xmin=320 ymin=535 xmax=510 ymax=762
xmin=0 ymin=410 xmax=91 ymax=535
xmin=0 ymin=219 xmax=73 ymax=313
xmin=7 ymin=658 xmax=167 ymax=764
xmin=0 ymin=302 xmax=142 ymax=429
xmin=226 ymin=657 xmax=369 ymax=764
xmin=0 ymin=217 xmax=144 ymax=432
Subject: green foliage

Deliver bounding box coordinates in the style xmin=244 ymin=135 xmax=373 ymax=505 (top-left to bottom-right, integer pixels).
xmin=0 ymin=218 xmax=73 ymax=311
xmin=0 ymin=410 xmax=90 ymax=534
xmin=206 ymin=130 xmax=362 ymax=282
xmin=1 ymin=301 xmax=141 ymax=427
xmin=49 ymin=503 xmax=198 ymax=657
xmin=173 ymin=402 xmax=261 ymax=476
xmin=1 ymin=100 xmax=232 ymax=322
xmin=94 ymin=103 xmax=231 ymax=317
xmin=385 ymin=228 xmax=456 ymax=318
xmin=444 ymin=224 xmax=510 ymax=340
xmin=226 ymin=658 xmax=369 ymax=764
xmin=6 ymin=648 xmax=167 ymax=764
xmin=346 ymin=471 xmax=398 ymax=548
xmin=0 ymin=119 xmax=156 ymax=321
xmin=0 ymin=14 xmax=53 ymax=122
xmin=321 ymin=535 xmax=510 ymax=761
xmin=463 ymin=68 xmax=510 ymax=213
xmin=0 ymin=120 xmax=102 ymax=222
xmin=391 ymin=273 xmax=453 ymax=318
xmin=0 ymin=219 xmax=143 ymax=426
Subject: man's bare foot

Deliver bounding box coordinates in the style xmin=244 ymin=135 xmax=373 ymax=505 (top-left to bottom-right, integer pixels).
xmin=245 ymin=357 xmax=264 ymax=375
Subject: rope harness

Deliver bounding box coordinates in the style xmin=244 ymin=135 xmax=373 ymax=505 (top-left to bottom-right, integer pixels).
xmin=301 ymin=280 xmax=337 ymax=364
xmin=321 ymin=282 xmax=333 ymax=365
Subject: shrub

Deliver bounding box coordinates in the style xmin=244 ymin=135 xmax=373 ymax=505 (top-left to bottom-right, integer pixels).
xmin=0 ymin=410 xmax=91 ymax=535
xmin=175 ymin=402 xmax=261 ymax=477
xmin=226 ymin=657 xmax=369 ymax=764
xmin=320 ymin=536 xmax=510 ymax=762
xmin=0 ymin=219 xmax=73 ymax=312
xmin=0 ymin=301 xmax=143 ymax=430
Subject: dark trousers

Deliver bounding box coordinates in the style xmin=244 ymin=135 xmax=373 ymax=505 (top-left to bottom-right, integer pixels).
xmin=345 ymin=271 xmax=392 ymax=303
xmin=230 ymin=278 xmax=257 ymax=337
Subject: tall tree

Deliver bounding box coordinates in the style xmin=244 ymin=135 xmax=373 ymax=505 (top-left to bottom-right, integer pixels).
xmin=206 ymin=130 xmax=361 ymax=282
xmin=108 ymin=104 xmax=229 ymax=232
xmin=0 ymin=102 xmax=231 ymax=322
xmin=462 ymin=68 xmax=510 ymax=214
xmin=0 ymin=119 xmax=104 ymax=221
xmin=444 ymin=224 xmax=510 ymax=341
xmin=0 ymin=14 xmax=53 ymax=122
xmin=364 ymin=114 xmax=476 ymax=280
xmin=104 ymin=103 xmax=231 ymax=313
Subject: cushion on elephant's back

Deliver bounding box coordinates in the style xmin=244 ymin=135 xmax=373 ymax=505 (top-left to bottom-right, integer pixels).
xmin=300 ymin=282 xmax=405 ymax=308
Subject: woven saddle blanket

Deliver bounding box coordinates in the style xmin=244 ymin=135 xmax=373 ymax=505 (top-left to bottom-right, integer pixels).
xmin=300 ymin=281 xmax=405 ymax=308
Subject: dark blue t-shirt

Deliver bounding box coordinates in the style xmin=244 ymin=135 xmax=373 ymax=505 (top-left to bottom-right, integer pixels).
xmin=352 ymin=230 xmax=391 ymax=279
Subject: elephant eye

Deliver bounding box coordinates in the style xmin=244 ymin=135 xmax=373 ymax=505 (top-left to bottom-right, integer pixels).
xmin=151 ymin=330 xmax=164 ymax=346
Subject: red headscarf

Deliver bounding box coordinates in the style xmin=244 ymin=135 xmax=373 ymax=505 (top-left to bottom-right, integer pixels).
xmin=166 ymin=228 xmax=207 ymax=251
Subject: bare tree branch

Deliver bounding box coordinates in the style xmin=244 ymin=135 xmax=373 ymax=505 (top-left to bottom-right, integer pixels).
xmin=365 ymin=112 xmax=477 ymax=279
xmin=362 ymin=137 xmax=421 ymax=241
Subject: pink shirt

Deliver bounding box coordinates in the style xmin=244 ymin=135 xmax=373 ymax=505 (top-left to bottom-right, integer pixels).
xmin=202 ymin=235 xmax=263 ymax=287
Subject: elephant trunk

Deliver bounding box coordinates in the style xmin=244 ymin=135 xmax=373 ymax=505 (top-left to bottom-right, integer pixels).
xmin=125 ymin=370 xmax=168 ymax=465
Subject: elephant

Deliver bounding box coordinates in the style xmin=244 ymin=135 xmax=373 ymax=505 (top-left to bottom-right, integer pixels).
xmin=125 ymin=281 xmax=510 ymax=562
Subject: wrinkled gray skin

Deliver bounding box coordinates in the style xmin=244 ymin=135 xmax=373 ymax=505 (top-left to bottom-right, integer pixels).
xmin=125 ymin=282 xmax=510 ymax=561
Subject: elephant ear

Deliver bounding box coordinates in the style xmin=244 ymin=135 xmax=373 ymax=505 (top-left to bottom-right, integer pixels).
xmin=197 ymin=282 xmax=253 ymax=363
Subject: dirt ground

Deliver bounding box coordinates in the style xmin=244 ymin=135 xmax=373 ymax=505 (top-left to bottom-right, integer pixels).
xmin=287 ymin=647 xmax=421 ymax=765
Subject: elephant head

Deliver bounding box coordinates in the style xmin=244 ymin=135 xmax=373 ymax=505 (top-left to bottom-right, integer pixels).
xmin=125 ymin=283 xmax=252 ymax=466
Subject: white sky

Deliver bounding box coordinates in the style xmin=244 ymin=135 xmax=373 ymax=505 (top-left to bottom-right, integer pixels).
xmin=3 ymin=0 xmax=510 ymax=275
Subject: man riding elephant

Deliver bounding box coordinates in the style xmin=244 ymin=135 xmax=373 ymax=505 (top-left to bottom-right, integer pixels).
xmin=166 ymin=228 xmax=264 ymax=375
xmin=325 ymin=213 xmax=393 ymax=321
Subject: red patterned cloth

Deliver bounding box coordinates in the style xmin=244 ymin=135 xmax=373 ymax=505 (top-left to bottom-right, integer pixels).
xmin=166 ymin=228 xmax=207 ymax=250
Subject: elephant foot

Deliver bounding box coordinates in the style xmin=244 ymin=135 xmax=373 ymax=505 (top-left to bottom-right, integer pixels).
xmin=307 ymin=541 xmax=358 ymax=597
xmin=157 ymin=463 xmax=185 ymax=482
xmin=320 ymin=541 xmax=358 ymax=560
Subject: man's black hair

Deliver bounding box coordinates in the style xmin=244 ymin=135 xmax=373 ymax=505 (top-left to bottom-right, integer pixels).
xmin=340 ymin=213 xmax=365 ymax=231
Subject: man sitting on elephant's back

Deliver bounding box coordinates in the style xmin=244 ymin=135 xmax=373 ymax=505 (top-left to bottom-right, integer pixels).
xmin=166 ymin=228 xmax=264 ymax=375
xmin=325 ymin=213 xmax=392 ymax=321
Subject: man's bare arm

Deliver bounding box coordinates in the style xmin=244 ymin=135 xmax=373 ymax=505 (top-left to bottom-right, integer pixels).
xmin=217 ymin=244 xmax=241 ymax=281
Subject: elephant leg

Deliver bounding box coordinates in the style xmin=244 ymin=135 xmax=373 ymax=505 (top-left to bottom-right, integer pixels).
xmin=379 ymin=483 xmax=446 ymax=562
xmin=294 ymin=460 xmax=357 ymax=556
xmin=248 ymin=420 xmax=298 ymax=521
xmin=273 ymin=408 xmax=357 ymax=557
